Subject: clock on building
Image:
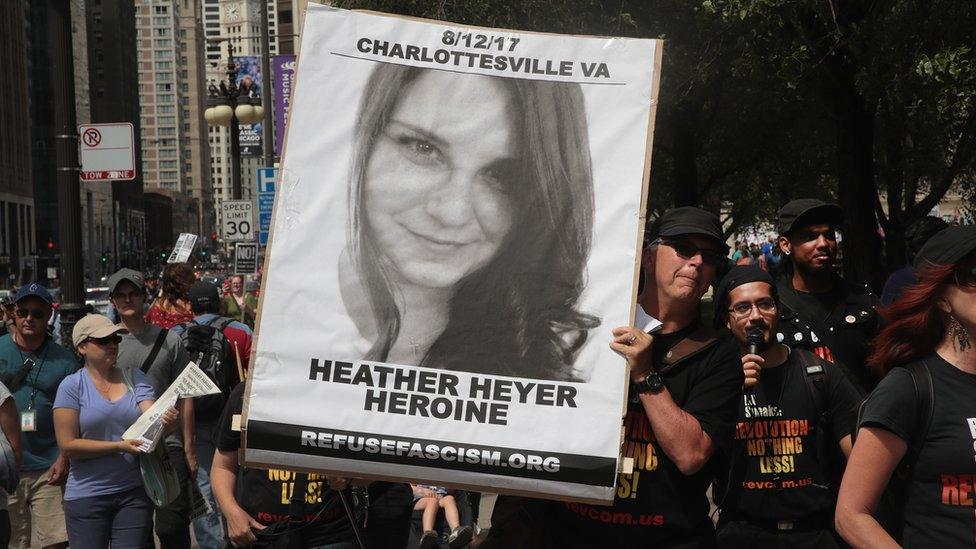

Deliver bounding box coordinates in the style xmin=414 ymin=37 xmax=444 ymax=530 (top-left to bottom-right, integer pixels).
xmin=224 ymin=2 xmax=242 ymax=22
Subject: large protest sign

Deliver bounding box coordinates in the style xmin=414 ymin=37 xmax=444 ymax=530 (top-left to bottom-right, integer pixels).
xmin=244 ymin=5 xmax=662 ymax=504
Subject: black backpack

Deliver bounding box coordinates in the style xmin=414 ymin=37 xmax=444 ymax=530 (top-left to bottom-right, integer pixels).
xmin=852 ymin=360 xmax=934 ymax=542
xmin=181 ymin=317 xmax=236 ymax=415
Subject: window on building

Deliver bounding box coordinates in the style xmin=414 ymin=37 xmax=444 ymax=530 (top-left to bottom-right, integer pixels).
xmin=155 ymin=39 xmax=172 ymax=47
xmin=157 ymin=72 xmax=173 ymax=82
xmin=160 ymin=160 xmax=178 ymax=169
xmin=154 ymin=28 xmax=170 ymax=37
xmin=158 ymin=105 xmax=175 ymax=114
xmin=155 ymin=83 xmax=172 ymax=92
xmin=154 ymin=50 xmax=169 ymax=59
xmin=159 ymin=127 xmax=176 ymax=137
xmin=157 ymin=94 xmax=174 ymax=102
xmin=158 ymin=116 xmax=176 ymax=125
xmin=154 ymin=6 xmax=168 ymax=14
xmin=153 ymin=16 xmax=169 ymax=25
xmin=155 ymin=61 xmax=173 ymax=69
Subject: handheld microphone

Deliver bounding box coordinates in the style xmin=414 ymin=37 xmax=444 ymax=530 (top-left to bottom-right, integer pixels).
xmin=746 ymin=329 xmax=765 ymax=356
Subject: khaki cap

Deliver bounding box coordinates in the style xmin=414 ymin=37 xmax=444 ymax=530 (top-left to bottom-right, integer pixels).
xmin=72 ymin=314 xmax=127 ymax=348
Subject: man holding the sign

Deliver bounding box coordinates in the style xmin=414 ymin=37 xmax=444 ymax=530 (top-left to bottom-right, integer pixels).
xmin=487 ymin=208 xmax=742 ymax=548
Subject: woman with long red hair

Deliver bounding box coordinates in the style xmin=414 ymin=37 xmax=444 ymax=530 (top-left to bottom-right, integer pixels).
xmin=144 ymin=263 xmax=196 ymax=329
xmin=836 ymin=225 xmax=976 ymax=547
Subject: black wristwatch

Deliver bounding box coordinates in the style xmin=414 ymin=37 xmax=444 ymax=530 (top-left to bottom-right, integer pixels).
xmin=634 ymin=371 xmax=665 ymax=394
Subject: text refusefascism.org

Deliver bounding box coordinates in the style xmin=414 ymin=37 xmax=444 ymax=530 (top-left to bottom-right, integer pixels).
xmin=300 ymin=430 xmax=561 ymax=473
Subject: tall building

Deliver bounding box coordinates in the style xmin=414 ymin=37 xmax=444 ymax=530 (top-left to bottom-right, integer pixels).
xmin=25 ymin=0 xmax=117 ymax=285
xmin=0 ymin=0 xmax=33 ymax=285
xmin=86 ymin=0 xmax=147 ymax=272
xmin=135 ymin=0 xmax=213 ymax=256
xmin=206 ymin=0 xmax=278 ymax=251
xmin=275 ymin=0 xmax=308 ymax=54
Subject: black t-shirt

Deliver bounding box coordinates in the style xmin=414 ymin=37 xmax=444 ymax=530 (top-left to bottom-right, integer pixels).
xmin=859 ymin=354 xmax=976 ymax=547
xmin=539 ymin=322 xmax=743 ymax=547
xmin=721 ymin=348 xmax=860 ymax=520
xmin=217 ymin=384 xmax=354 ymax=545
xmin=776 ymin=276 xmax=880 ymax=393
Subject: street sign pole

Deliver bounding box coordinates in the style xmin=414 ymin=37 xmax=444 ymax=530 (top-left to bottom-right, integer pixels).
xmin=51 ymin=0 xmax=86 ymax=348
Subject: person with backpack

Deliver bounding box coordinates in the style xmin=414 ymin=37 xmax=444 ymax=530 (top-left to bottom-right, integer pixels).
xmin=172 ymin=281 xmax=253 ymax=548
xmin=836 ymin=225 xmax=976 ymax=548
xmin=710 ymin=265 xmax=861 ymax=548
xmin=108 ymin=268 xmax=196 ymax=548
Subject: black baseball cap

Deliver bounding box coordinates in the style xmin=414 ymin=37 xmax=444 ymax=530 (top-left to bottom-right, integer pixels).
xmin=712 ymin=265 xmax=777 ymax=327
xmin=188 ymin=281 xmax=220 ymax=310
xmin=913 ymin=225 xmax=976 ymax=271
xmin=648 ymin=206 xmax=729 ymax=252
xmin=107 ymin=268 xmax=145 ymax=293
xmin=777 ymin=198 xmax=844 ymax=235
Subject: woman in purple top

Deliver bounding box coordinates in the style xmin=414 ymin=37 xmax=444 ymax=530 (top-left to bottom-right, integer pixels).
xmin=53 ymin=315 xmax=177 ymax=548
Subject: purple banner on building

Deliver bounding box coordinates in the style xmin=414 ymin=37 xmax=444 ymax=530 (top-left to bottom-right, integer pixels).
xmin=272 ymin=55 xmax=297 ymax=157
xmin=234 ymin=55 xmax=263 ymax=157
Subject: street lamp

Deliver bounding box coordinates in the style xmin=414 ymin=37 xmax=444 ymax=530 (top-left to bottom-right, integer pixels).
xmin=204 ymin=44 xmax=264 ymax=200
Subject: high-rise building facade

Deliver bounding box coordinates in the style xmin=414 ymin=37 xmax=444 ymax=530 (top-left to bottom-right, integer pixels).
xmin=0 ymin=0 xmax=34 ymax=285
xmin=87 ymin=0 xmax=148 ymax=272
xmin=135 ymin=0 xmax=213 ymax=256
xmin=206 ymin=0 xmax=278 ymax=248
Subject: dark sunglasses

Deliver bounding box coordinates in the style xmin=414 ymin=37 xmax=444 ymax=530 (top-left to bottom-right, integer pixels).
xmin=15 ymin=308 xmax=48 ymax=320
xmin=88 ymin=335 xmax=122 ymax=346
xmin=954 ymin=265 xmax=976 ymax=288
xmin=659 ymin=238 xmax=727 ymax=267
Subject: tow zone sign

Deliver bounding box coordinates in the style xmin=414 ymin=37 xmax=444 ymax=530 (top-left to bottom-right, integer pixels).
xmin=79 ymin=123 xmax=136 ymax=181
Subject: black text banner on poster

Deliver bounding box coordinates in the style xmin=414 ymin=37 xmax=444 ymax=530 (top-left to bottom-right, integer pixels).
xmin=244 ymin=4 xmax=662 ymax=504
xmin=247 ymin=421 xmax=616 ymax=487
xmin=234 ymin=242 xmax=258 ymax=274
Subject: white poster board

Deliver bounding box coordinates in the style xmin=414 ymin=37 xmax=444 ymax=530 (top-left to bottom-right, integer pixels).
xmin=244 ymin=5 xmax=662 ymax=504
xmin=167 ymin=233 xmax=198 ymax=264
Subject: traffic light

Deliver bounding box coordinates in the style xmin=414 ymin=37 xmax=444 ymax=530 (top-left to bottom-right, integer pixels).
xmin=100 ymin=253 xmax=108 ymax=264
xmin=160 ymin=250 xmax=167 ymax=259
xmin=46 ymin=238 xmax=55 ymax=251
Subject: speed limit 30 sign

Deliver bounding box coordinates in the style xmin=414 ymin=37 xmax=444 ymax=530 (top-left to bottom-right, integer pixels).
xmin=221 ymin=200 xmax=254 ymax=242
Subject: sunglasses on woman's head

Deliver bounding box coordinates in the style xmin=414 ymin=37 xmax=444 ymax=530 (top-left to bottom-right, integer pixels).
xmin=659 ymin=238 xmax=727 ymax=267
xmin=88 ymin=335 xmax=122 ymax=346
xmin=15 ymin=308 xmax=47 ymax=319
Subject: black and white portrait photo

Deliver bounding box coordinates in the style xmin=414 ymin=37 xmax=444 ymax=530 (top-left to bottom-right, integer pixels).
xmin=245 ymin=5 xmax=661 ymax=503
xmin=337 ymin=63 xmax=600 ymax=381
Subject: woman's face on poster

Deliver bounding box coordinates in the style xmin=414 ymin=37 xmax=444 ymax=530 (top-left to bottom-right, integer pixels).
xmin=364 ymin=71 xmax=518 ymax=289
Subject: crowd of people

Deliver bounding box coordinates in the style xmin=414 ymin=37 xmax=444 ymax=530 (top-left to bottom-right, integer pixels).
xmin=0 ymin=197 xmax=974 ymax=548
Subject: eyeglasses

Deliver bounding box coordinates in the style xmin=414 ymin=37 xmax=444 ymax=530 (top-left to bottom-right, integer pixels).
xmin=728 ymin=298 xmax=778 ymax=318
xmin=87 ymin=335 xmax=122 ymax=346
xmin=659 ymin=238 xmax=727 ymax=267
xmin=15 ymin=308 xmax=48 ymax=320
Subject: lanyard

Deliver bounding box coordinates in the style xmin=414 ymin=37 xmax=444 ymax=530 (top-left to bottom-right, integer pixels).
xmin=20 ymin=342 xmax=50 ymax=411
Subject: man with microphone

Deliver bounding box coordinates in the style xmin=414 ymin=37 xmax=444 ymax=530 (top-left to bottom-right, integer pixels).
xmin=712 ymin=265 xmax=860 ymax=548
